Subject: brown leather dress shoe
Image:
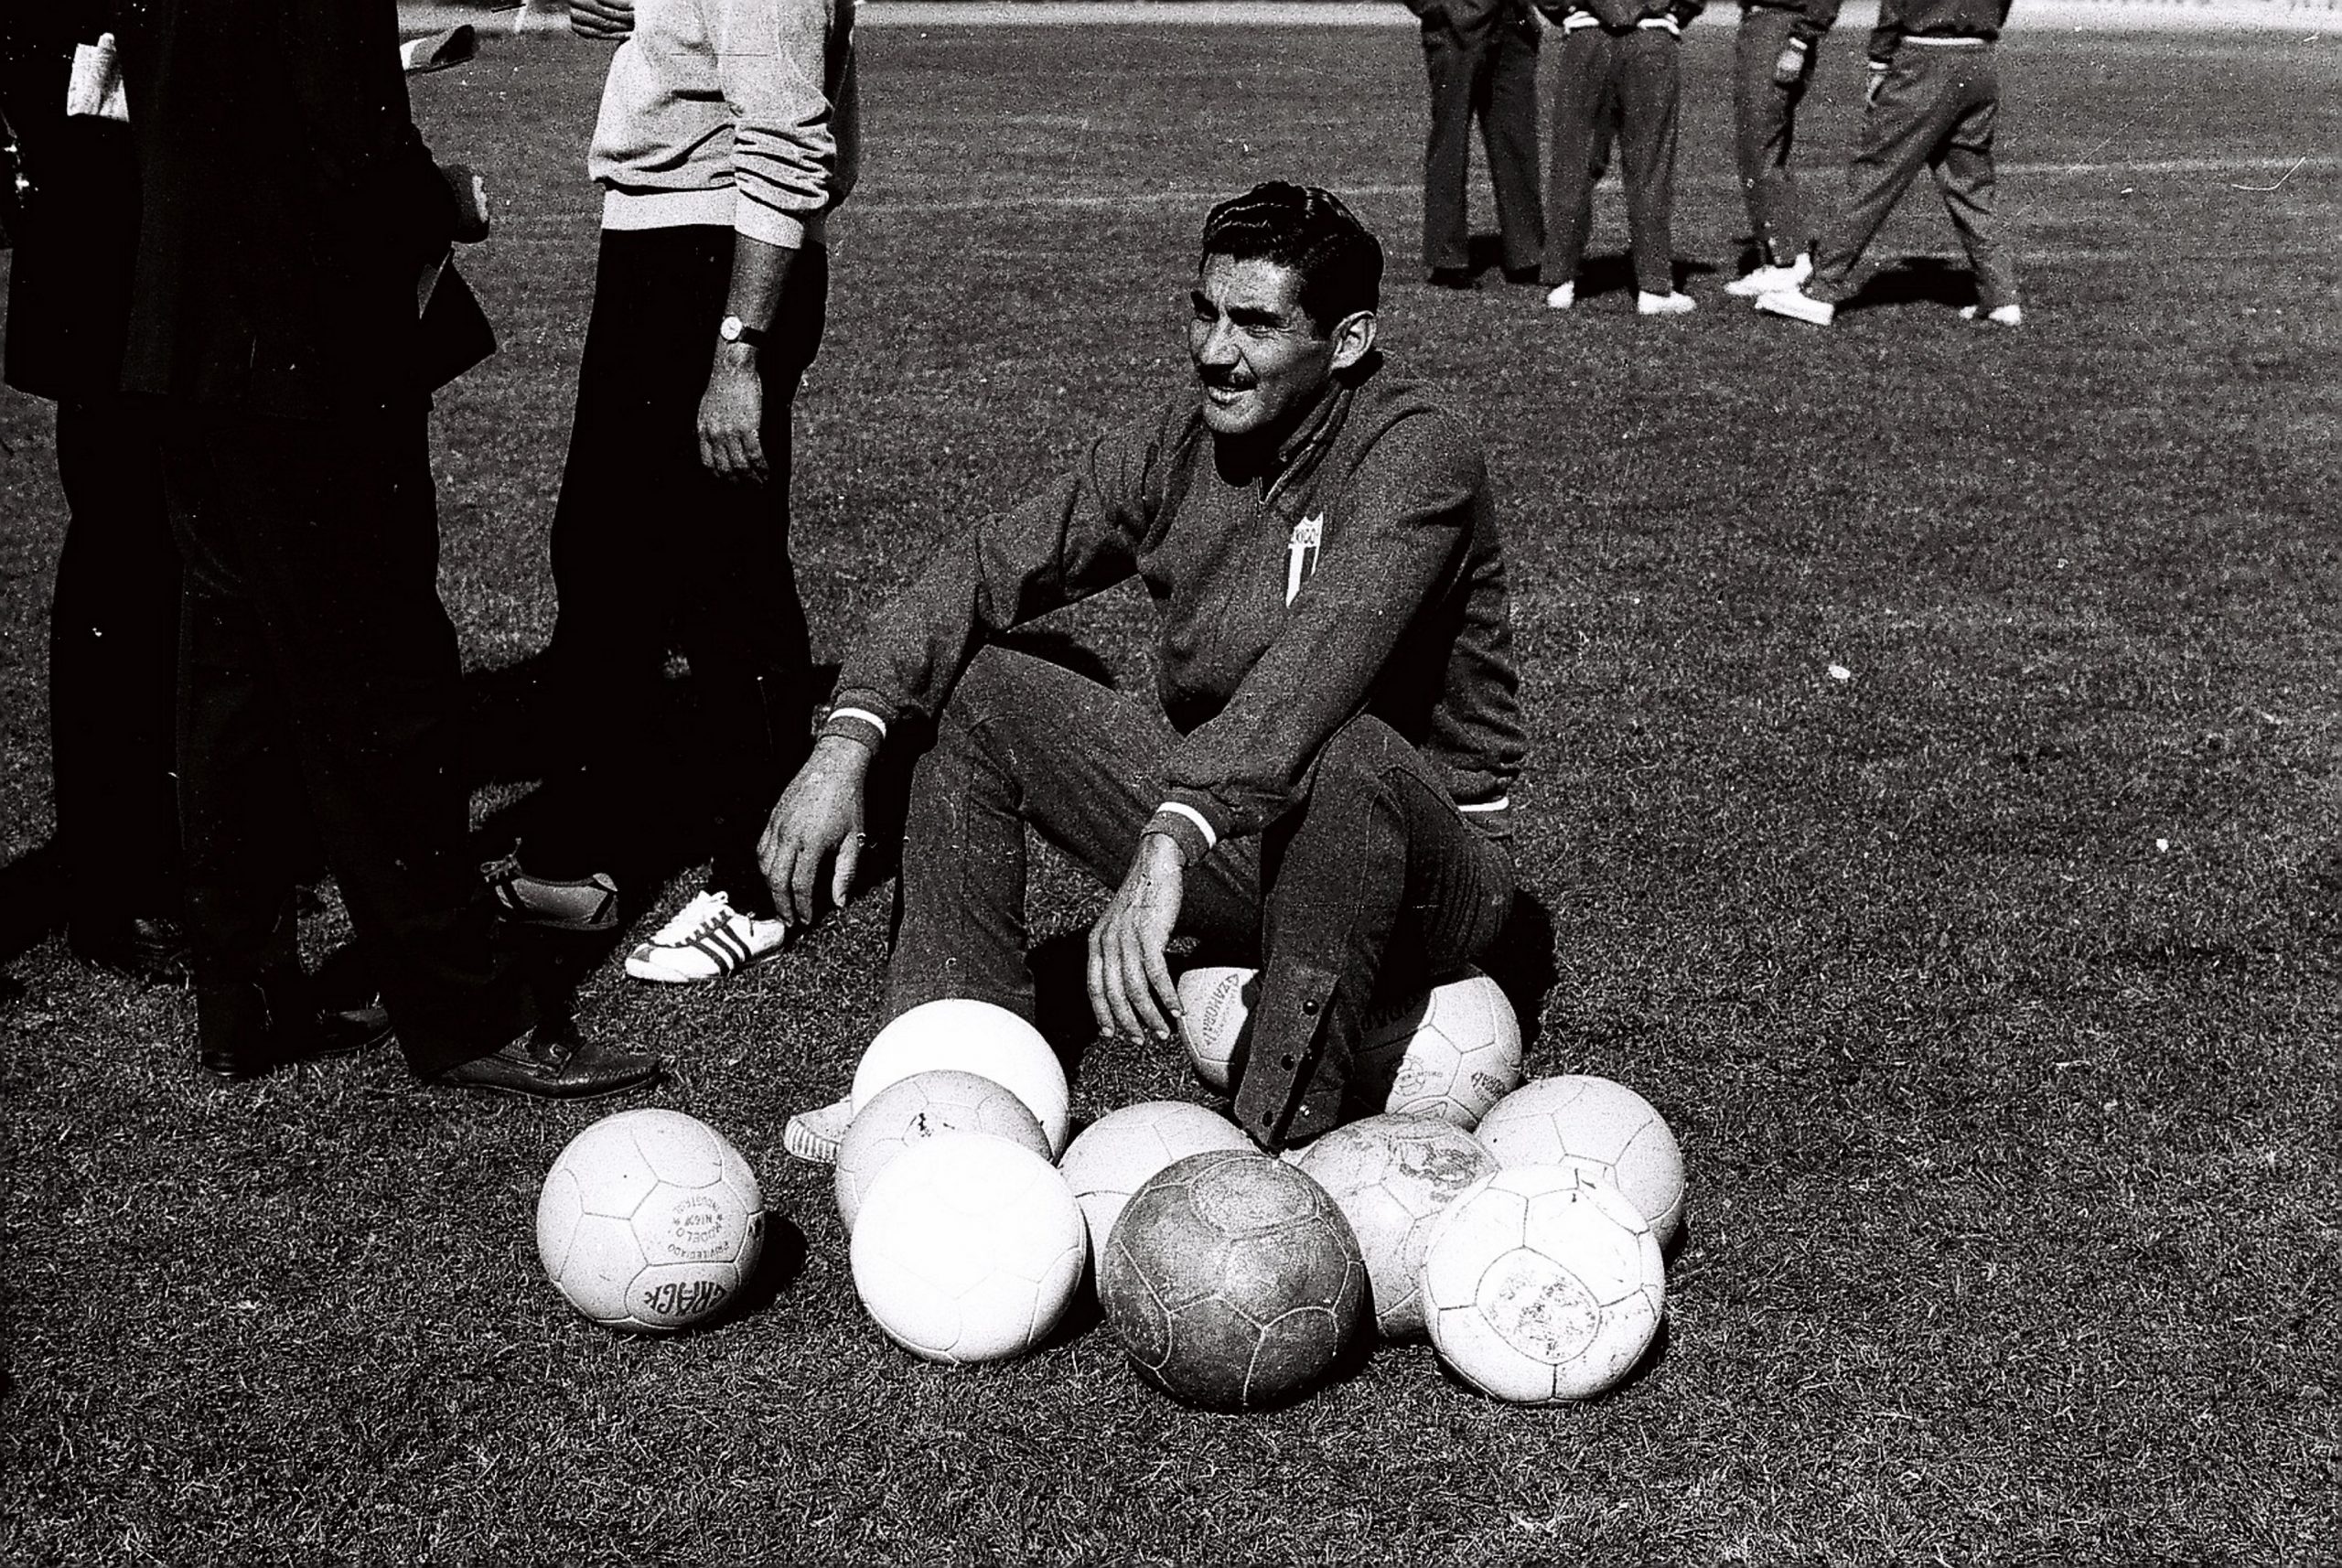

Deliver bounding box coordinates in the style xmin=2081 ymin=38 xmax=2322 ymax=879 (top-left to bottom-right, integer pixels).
xmin=434 ymin=1025 xmax=661 ymax=1101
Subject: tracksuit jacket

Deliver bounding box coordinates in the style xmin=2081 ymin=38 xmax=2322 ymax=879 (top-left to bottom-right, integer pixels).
xmin=822 ymin=358 xmax=1529 ymax=864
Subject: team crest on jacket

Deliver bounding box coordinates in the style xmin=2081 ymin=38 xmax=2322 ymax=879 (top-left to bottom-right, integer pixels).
xmin=1286 ymin=513 xmax=1327 ymax=605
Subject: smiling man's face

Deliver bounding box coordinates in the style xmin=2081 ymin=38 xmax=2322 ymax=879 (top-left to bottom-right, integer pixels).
xmin=1187 ymin=254 xmax=1347 ymax=443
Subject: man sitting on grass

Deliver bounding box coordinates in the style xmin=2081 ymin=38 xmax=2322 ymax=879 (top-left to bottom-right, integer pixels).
xmin=757 ymin=183 xmax=1528 ymax=1162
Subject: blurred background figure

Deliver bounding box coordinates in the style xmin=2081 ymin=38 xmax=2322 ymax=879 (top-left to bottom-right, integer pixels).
xmin=1402 ymin=0 xmax=1545 ymax=289
xmin=1722 ymin=0 xmax=1842 ymax=296
xmin=1 ymin=5 xmax=188 ymax=983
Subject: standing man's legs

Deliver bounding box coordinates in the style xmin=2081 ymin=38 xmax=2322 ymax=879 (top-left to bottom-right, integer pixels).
xmin=1732 ymin=7 xmax=1810 ymax=272
xmin=1802 ymin=54 xmax=1961 ymax=307
xmin=165 ymin=402 xmax=536 ymax=1076
xmin=1420 ymin=20 xmax=1483 ymax=279
xmin=1929 ymin=55 xmax=2020 ymax=317
xmin=1541 ymin=27 xmax=1616 ymax=303
xmin=1232 ymin=715 xmax=1515 ymax=1150
xmin=49 ymin=392 xmax=186 ymax=974
xmin=1479 ymin=14 xmax=1546 ymax=278
xmin=1615 ymin=27 xmax=1686 ymax=302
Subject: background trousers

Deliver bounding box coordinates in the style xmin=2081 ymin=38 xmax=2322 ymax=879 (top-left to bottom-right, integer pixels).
xmin=1542 ymin=25 xmax=1683 ymax=296
xmin=161 ymin=401 xmax=532 ymax=1074
xmin=1733 ymin=6 xmax=1814 ymax=266
xmin=529 ymin=227 xmax=828 ymax=915
xmin=886 ymin=647 xmax=1515 ymax=1151
xmin=1420 ymin=15 xmax=1545 ymax=274
xmin=48 ymin=393 xmax=182 ymax=932
xmin=1806 ymin=43 xmax=2019 ymax=312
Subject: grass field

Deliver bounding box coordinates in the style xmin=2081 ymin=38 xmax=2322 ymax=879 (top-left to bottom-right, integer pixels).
xmin=4 ymin=17 xmax=2339 ymax=1566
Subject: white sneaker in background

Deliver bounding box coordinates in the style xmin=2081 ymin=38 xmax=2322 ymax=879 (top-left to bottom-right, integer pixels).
xmin=1755 ymin=289 xmax=1835 ymax=327
xmin=1724 ymin=253 xmax=1812 ymax=296
xmin=783 ymin=1095 xmax=854 ymax=1165
xmin=1960 ymin=303 xmax=2024 ymax=327
xmin=1544 ymin=281 xmax=1575 ymax=311
xmin=1638 ymin=290 xmax=1697 ymax=317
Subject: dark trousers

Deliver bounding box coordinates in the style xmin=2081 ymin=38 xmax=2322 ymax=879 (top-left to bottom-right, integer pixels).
xmin=887 ymin=647 xmax=1515 ymax=1151
xmin=1809 ymin=45 xmax=2019 ymax=312
xmin=528 ymin=227 xmax=827 ymax=916
xmin=48 ymin=393 xmax=182 ymax=932
xmin=1420 ymin=16 xmax=1545 ymax=274
xmin=161 ymin=401 xmax=531 ymax=1073
xmin=1543 ymin=26 xmax=1683 ymax=296
xmin=1733 ymin=6 xmax=1812 ymax=266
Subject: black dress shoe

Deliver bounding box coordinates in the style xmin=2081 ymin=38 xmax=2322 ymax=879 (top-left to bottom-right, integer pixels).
xmin=71 ymin=915 xmax=194 ymax=984
xmin=196 ymin=979 xmax=396 ymax=1080
xmin=435 ymin=1025 xmax=662 ymax=1101
xmin=1426 ymin=267 xmax=1479 ymax=291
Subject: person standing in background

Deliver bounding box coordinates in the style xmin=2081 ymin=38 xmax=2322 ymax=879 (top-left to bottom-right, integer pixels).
xmin=1721 ymin=0 xmax=1842 ymax=297
xmin=1 ymin=7 xmax=188 ymax=982
xmin=489 ymin=0 xmax=860 ymax=989
xmin=1402 ymin=0 xmax=1545 ymax=289
xmin=114 ymin=0 xmax=661 ymax=1095
xmin=1754 ymin=0 xmax=2021 ymax=327
xmin=1537 ymin=0 xmax=1703 ymax=317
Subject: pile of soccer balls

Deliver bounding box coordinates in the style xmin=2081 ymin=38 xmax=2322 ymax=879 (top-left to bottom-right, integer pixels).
xmin=533 ymin=969 xmax=1686 ymax=1410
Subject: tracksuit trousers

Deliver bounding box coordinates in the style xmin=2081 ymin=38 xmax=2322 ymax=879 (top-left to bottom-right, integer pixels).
xmin=1806 ymin=41 xmax=2019 ymax=312
xmin=1732 ymin=5 xmax=1814 ymax=267
xmin=161 ymin=400 xmax=532 ymax=1074
xmin=48 ymin=393 xmax=183 ymax=935
xmin=528 ymin=227 xmax=828 ymax=917
xmin=885 ymin=646 xmax=1516 ymax=1151
xmin=1420 ymin=15 xmax=1545 ymax=274
xmin=1542 ymin=24 xmax=1684 ymax=297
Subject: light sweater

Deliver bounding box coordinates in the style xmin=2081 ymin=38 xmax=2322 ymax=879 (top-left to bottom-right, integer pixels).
xmin=587 ymin=0 xmax=857 ymax=249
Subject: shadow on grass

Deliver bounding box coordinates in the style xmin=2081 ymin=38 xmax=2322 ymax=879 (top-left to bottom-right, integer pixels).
xmin=0 ymin=842 xmax=66 ymax=980
xmin=1839 ymin=254 xmax=1982 ymax=315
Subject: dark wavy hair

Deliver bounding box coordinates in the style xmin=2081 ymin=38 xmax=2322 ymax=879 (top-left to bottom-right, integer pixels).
xmin=1198 ymin=182 xmax=1382 ymax=336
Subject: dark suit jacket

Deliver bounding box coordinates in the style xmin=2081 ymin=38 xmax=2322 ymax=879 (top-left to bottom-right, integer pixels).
xmin=0 ymin=3 xmax=139 ymax=403
xmin=115 ymin=0 xmax=459 ymax=420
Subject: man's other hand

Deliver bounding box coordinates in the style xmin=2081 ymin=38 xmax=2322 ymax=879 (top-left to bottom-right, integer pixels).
xmin=570 ymin=0 xmax=636 ymax=40
xmin=698 ymin=351 xmax=768 ymax=483
xmin=443 ymin=163 xmax=489 ymax=242
xmin=759 ymin=736 xmax=871 ymax=927
xmin=1089 ymin=833 xmax=1187 ymax=1048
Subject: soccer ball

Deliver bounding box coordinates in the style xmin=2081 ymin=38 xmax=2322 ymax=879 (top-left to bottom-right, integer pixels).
xmin=1176 ymin=965 xmax=1258 ymax=1092
xmin=1475 ymin=1075 xmax=1687 ymax=1251
xmin=1295 ymin=1113 xmax=1500 ymax=1340
xmin=1056 ymin=1100 xmax=1254 ymax=1261
xmin=1419 ymin=1165 xmax=1664 ymax=1402
xmin=1350 ymin=969 xmax=1524 ymax=1129
xmin=535 ymin=1109 xmax=766 ymax=1332
xmin=850 ymin=1132 xmax=1087 ymax=1365
xmin=1097 ymin=1148 xmax=1367 ymax=1411
xmin=834 ymin=1069 xmax=1051 ymax=1233
xmin=851 ymin=998 xmax=1071 ymax=1155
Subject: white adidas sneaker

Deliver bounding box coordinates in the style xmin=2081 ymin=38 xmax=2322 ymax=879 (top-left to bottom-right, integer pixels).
xmin=1756 ymin=289 xmax=1835 ymax=327
xmin=783 ymin=1095 xmax=854 ymax=1165
xmin=622 ymin=888 xmax=789 ymax=983
xmin=1724 ymin=254 xmax=1812 ymax=297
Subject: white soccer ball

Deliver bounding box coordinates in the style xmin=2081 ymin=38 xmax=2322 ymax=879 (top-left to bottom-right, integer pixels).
xmin=852 ymin=998 xmax=1071 ymax=1155
xmin=834 ymin=1069 xmax=1050 ymax=1233
xmin=1350 ymin=969 xmax=1524 ymax=1129
xmin=535 ymin=1109 xmax=766 ymax=1332
xmin=1420 ymin=1165 xmax=1665 ymax=1402
xmin=1475 ymin=1075 xmax=1687 ymax=1251
xmin=1295 ymin=1113 xmax=1500 ymax=1340
xmin=1176 ymin=965 xmax=1258 ymax=1092
xmin=850 ymin=1132 xmax=1087 ymax=1365
xmin=1057 ymin=1100 xmax=1255 ymax=1262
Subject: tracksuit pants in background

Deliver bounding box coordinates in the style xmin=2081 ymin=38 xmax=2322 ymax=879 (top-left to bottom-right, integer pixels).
xmin=1420 ymin=15 xmax=1545 ymax=274
xmin=886 ymin=647 xmax=1516 ymax=1151
xmin=1543 ymin=24 xmax=1684 ymax=297
xmin=1732 ymin=5 xmax=1813 ymax=267
xmin=48 ymin=393 xmax=182 ymax=933
xmin=1806 ymin=41 xmax=2020 ymax=312
xmin=161 ymin=402 xmax=532 ymax=1075
xmin=528 ymin=227 xmax=828 ymax=917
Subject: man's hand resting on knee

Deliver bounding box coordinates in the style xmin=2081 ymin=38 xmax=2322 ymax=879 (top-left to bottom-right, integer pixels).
xmin=1089 ymin=832 xmax=1187 ymax=1047
xmin=759 ymin=735 xmax=871 ymax=927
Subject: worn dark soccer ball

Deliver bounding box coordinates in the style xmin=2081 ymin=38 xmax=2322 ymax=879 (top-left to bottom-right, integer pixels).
xmin=1097 ymin=1148 xmax=1367 ymax=1411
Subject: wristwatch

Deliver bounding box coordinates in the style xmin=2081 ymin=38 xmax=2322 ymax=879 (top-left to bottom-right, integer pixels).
xmin=718 ymin=315 xmax=768 ymax=349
